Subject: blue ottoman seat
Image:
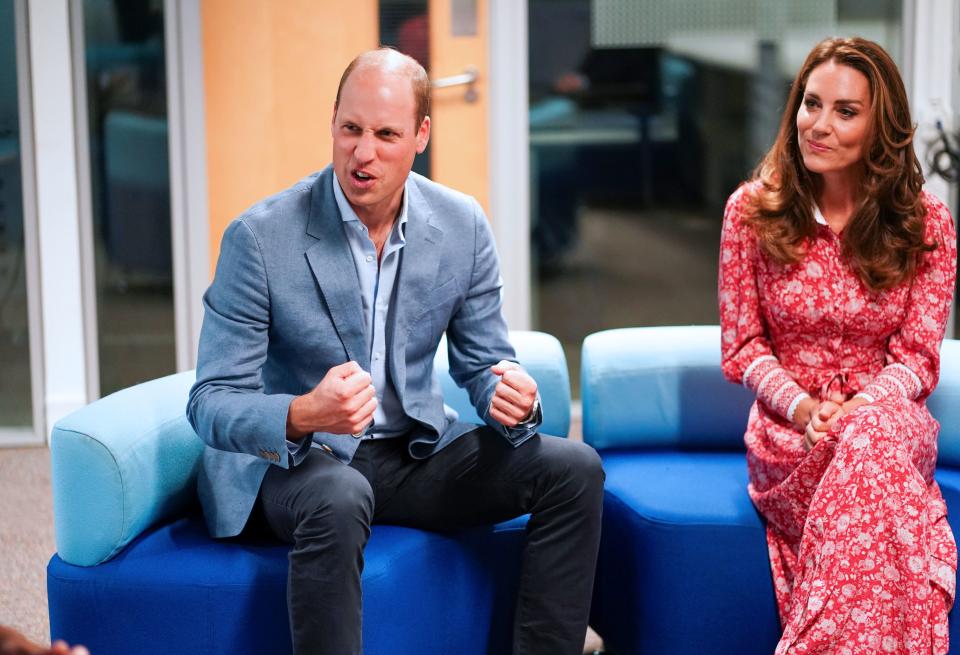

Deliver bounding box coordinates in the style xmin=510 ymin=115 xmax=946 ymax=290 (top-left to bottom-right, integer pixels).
xmin=583 ymin=325 xmax=960 ymax=655
xmin=48 ymin=514 xmax=528 ymax=653
xmin=596 ymin=451 xmax=780 ymax=654
xmin=47 ymin=331 xmax=569 ymax=655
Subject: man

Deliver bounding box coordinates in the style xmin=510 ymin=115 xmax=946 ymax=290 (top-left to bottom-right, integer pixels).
xmin=186 ymin=48 xmax=603 ymax=655
xmin=0 ymin=626 xmax=89 ymax=655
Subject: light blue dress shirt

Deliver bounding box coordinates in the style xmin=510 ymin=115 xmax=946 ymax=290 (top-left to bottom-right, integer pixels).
xmin=286 ymin=172 xmax=539 ymax=458
xmin=332 ymin=172 xmax=412 ymax=439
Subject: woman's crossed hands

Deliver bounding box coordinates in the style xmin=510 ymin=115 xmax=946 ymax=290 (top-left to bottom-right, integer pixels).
xmin=795 ymin=393 xmax=870 ymax=451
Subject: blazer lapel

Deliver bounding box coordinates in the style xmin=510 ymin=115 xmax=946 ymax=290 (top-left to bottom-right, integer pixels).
xmin=388 ymin=179 xmax=443 ymax=396
xmin=304 ymin=169 xmax=369 ymax=370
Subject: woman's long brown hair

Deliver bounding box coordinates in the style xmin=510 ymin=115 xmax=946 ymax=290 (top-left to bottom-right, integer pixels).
xmin=748 ymin=37 xmax=934 ymax=291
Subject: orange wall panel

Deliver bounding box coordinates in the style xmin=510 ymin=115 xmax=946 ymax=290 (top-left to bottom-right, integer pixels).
xmin=428 ymin=0 xmax=489 ymax=214
xmin=202 ymin=0 xmax=378 ymax=275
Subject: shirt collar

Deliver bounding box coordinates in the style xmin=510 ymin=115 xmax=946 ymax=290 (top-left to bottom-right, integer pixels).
xmin=332 ymin=171 xmax=409 ymax=241
xmin=812 ymin=204 xmax=828 ymax=226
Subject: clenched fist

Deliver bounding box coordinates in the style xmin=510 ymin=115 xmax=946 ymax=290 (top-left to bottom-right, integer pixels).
xmin=286 ymin=361 xmax=377 ymax=438
xmin=489 ymin=361 xmax=538 ymax=428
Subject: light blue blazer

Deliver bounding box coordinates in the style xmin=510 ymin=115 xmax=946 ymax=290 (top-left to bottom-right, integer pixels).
xmin=187 ymin=166 xmax=540 ymax=538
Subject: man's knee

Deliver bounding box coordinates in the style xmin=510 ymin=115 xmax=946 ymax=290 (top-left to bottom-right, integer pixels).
xmin=296 ymin=466 xmax=374 ymax=541
xmin=540 ymin=437 xmax=605 ymax=497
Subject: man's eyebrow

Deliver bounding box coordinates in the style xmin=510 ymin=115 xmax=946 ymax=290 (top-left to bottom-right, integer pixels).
xmin=336 ymin=118 xmax=404 ymax=132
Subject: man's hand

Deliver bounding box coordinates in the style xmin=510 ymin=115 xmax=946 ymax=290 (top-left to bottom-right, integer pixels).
xmin=46 ymin=641 xmax=89 ymax=655
xmin=286 ymin=361 xmax=377 ymax=438
xmin=0 ymin=625 xmax=89 ymax=655
xmin=489 ymin=361 xmax=538 ymax=428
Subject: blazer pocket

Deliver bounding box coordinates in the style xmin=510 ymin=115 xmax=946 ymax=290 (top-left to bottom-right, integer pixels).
xmin=418 ymin=277 xmax=462 ymax=317
xmin=409 ymin=278 xmax=462 ymax=338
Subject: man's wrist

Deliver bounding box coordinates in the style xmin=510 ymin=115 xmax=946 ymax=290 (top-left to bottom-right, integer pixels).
xmin=286 ymin=396 xmax=309 ymax=440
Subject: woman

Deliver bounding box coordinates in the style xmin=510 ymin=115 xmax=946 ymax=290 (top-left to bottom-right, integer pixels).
xmin=719 ymin=37 xmax=957 ymax=654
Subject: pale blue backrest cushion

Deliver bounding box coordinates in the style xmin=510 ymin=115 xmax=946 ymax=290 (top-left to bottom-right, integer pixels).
xmin=52 ymin=330 xmax=570 ymax=566
xmin=434 ymin=330 xmax=571 ymax=437
xmin=51 ymin=371 xmax=201 ymax=566
xmin=930 ymin=339 xmax=960 ymax=467
xmin=582 ymin=325 xmax=960 ymax=459
xmin=582 ymin=325 xmax=754 ymax=451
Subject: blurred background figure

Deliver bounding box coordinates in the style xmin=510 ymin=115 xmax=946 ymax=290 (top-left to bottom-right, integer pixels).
xmin=527 ymin=0 xmax=911 ymax=396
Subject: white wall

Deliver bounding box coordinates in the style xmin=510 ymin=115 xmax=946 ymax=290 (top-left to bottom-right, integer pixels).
xmin=488 ymin=0 xmax=531 ymax=330
xmin=908 ymin=0 xmax=959 ymax=336
xmin=27 ymin=0 xmax=90 ymax=438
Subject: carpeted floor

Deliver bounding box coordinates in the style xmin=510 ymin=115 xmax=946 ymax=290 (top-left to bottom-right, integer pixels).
xmin=0 ymin=446 xmax=54 ymax=644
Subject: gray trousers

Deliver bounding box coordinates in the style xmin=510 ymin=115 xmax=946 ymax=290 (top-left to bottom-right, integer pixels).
xmin=258 ymin=428 xmax=605 ymax=655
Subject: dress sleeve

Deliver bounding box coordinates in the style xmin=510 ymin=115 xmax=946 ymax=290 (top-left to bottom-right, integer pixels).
xmin=719 ymin=185 xmax=811 ymax=423
xmin=856 ymin=194 xmax=958 ymax=403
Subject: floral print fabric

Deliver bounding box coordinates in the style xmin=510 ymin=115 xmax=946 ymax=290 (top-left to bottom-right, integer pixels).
xmin=719 ymin=183 xmax=958 ymax=654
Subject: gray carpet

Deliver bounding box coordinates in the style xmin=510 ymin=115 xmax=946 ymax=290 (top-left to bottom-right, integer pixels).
xmin=0 ymin=446 xmax=53 ymax=643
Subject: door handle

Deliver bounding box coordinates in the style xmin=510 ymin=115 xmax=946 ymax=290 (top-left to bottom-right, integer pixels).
xmin=431 ymin=67 xmax=478 ymax=103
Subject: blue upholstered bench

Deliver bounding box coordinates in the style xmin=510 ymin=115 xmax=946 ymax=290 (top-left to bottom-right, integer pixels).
xmin=583 ymin=325 xmax=960 ymax=655
xmin=46 ymin=331 xmax=571 ymax=655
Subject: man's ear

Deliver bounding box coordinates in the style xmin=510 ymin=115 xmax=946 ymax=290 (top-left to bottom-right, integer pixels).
xmin=416 ymin=116 xmax=431 ymax=154
xmin=331 ymin=103 xmax=339 ymax=137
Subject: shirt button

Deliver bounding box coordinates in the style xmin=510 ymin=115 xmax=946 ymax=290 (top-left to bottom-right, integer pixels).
xmin=366 ymin=255 xmax=373 ymax=262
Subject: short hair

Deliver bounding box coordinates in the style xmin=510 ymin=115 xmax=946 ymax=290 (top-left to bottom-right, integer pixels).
xmin=335 ymin=47 xmax=431 ymax=129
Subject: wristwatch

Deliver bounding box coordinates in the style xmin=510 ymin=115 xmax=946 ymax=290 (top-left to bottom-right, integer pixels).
xmin=516 ymin=397 xmax=541 ymax=427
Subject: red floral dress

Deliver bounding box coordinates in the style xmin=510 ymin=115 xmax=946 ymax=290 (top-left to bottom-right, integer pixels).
xmin=719 ymin=183 xmax=958 ymax=654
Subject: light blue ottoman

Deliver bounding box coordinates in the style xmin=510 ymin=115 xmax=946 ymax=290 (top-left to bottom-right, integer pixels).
xmin=47 ymin=331 xmax=570 ymax=655
xmin=583 ymin=325 xmax=960 ymax=655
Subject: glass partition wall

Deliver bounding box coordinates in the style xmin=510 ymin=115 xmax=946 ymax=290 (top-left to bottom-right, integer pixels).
xmin=0 ymin=0 xmax=38 ymax=442
xmin=0 ymin=0 xmax=179 ymax=440
xmin=81 ymin=0 xmax=176 ymax=395
xmin=529 ymin=0 xmax=905 ymax=395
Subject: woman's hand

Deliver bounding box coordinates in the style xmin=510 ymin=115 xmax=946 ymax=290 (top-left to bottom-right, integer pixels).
xmin=801 ymin=392 xmax=846 ymax=451
xmin=792 ymin=396 xmax=819 ymax=431
xmin=840 ymin=396 xmax=869 ymax=415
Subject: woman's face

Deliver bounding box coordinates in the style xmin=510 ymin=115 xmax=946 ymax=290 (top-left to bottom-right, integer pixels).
xmin=796 ymin=60 xmax=871 ymax=178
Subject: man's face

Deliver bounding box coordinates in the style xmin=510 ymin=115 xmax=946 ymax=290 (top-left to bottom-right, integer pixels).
xmin=331 ymin=66 xmax=430 ymax=221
